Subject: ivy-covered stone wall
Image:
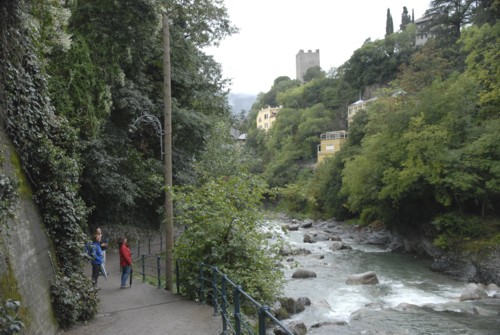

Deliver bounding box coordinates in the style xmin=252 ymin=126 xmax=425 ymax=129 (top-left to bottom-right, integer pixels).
xmin=1 ymin=0 xmax=98 ymax=330
xmin=0 ymin=129 xmax=58 ymax=334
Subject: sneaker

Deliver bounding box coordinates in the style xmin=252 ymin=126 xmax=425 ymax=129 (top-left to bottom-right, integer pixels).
xmin=120 ymin=286 xmax=127 ymax=289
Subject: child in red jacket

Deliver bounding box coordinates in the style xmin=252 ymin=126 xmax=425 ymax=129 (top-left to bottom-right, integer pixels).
xmin=119 ymin=237 xmax=132 ymax=288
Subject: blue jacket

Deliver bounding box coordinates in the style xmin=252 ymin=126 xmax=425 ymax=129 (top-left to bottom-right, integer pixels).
xmin=91 ymin=241 xmax=104 ymax=265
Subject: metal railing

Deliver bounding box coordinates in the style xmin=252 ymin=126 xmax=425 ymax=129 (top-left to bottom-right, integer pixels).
xmin=130 ymin=237 xmax=166 ymax=288
xmin=176 ymin=259 xmax=292 ymax=335
xmin=130 ymin=237 xmax=292 ymax=334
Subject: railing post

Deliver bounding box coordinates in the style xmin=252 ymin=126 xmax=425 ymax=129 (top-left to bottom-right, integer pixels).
xmin=157 ymin=256 xmax=161 ymax=288
xmin=137 ymin=240 xmax=140 ymax=258
xmin=142 ymin=254 xmax=146 ymax=283
xmin=199 ymin=263 xmax=205 ymax=303
xmin=175 ymin=260 xmax=180 ymax=293
xmin=148 ymin=238 xmax=151 ymax=254
xmin=212 ymin=267 xmax=218 ymax=316
xmin=234 ymin=286 xmax=241 ymax=335
xmin=160 ymin=236 xmax=163 ymax=251
xmin=258 ymin=306 xmax=269 ymax=335
xmin=221 ymin=275 xmax=228 ymax=334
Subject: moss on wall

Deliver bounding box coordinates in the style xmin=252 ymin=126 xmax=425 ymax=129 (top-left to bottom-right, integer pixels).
xmin=9 ymin=146 xmax=33 ymax=199
xmin=0 ymin=256 xmax=32 ymax=328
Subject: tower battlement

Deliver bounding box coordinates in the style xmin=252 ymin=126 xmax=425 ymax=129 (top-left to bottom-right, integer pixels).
xmin=296 ymin=49 xmax=320 ymax=82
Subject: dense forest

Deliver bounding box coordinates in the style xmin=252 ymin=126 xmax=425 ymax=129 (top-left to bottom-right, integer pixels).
xmin=0 ymin=0 xmax=265 ymax=329
xmin=0 ymin=0 xmax=499 ymax=331
xmin=243 ymin=2 xmax=499 ymax=252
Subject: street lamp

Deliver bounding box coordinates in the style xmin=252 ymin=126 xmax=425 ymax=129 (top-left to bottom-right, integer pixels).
xmin=129 ymin=112 xmax=164 ymax=159
xmin=129 ymin=109 xmax=173 ymax=291
xmin=127 ymin=13 xmax=174 ymax=292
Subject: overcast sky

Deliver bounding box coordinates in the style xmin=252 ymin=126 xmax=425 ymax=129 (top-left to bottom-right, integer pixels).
xmin=205 ymin=0 xmax=431 ymax=95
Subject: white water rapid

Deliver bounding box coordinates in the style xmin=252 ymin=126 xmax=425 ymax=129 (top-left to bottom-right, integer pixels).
xmin=265 ymin=218 xmax=500 ymax=335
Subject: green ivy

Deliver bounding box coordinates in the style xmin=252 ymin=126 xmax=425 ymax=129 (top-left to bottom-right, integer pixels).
xmin=50 ymin=272 xmax=99 ymax=329
xmin=0 ymin=1 xmax=97 ymax=327
xmin=0 ymin=263 xmax=28 ymax=333
xmin=0 ymin=173 xmax=18 ymax=223
xmin=0 ymin=300 xmax=24 ymax=335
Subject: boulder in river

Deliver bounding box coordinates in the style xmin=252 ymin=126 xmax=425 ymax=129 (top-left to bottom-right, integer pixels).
xmin=459 ymin=283 xmax=488 ymax=301
xmin=303 ymin=234 xmax=315 ymax=243
xmin=396 ymin=302 xmax=421 ymax=312
xmin=311 ymin=320 xmax=348 ymax=328
xmin=280 ymin=246 xmax=311 ymax=256
xmin=330 ymin=241 xmax=352 ymax=251
xmin=297 ymin=297 xmax=311 ymax=306
xmin=300 ymin=220 xmax=313 ymax=228
xmin=274 ymin=321 xmax=307 ymax=335
xmin=280 ymin=297 xmax=306 ymax=314
xmin=346 ymin=271 xmax=379 ymax=285
xmin=292 ymin=269 xmax=317 ymax=279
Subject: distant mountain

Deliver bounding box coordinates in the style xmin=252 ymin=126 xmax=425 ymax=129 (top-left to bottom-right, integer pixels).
xmin=228 ymin=93 xmax=257 ymax=115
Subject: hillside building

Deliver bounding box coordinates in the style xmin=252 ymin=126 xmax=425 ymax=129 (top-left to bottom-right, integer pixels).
xmin=415 ymin=15 xmax=434 ymax=47
xmin=317 ymin=130 xmax=348 ymax=164
xmin=296 ymin=49 xmax=320 ymax=82
xmin=347 ymin=97 xmax=378 ymax=126
xmin=256 ymin=106 xmax=281 ymax=132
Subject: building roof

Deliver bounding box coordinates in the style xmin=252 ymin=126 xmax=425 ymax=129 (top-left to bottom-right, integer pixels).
xmin=415 ymin=15 xmax=433 ymax=24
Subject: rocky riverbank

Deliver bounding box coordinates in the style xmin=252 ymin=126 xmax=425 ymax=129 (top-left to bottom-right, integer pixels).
xmin=271 ymin=215 xmax=500 ymax=335
xmin=278 ymin=215 xmax=500 ymax=289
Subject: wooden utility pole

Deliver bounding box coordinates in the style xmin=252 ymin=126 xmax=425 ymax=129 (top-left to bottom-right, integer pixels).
xmin=162 ymin=13 xmax=174 ymax=291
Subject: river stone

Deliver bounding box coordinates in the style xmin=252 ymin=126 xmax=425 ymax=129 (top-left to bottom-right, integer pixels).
xmin=280 ymin=246 xmax=293 ymax=256
xmin=301 ymin=220 xmax=313 ymax=228
xmin=330 ymin=241 xmax=343 ymax=250
xmin=311 ymin=320 xmax=348 ymax=328
xmin=290 ymin=322 xmax=307 ymax=335
xmin=330 ymin=241 xmax=351 ymax=251
xmin=486 ymin=283 xmax=499 ymax=295
xmin=459 ymin=283 xmax=488 ymax=301
xmin=274 ymin=322 xmax=307 ymax=335
xmin=473 ymin=306 xmax=498 ymax=317
xmin=303 ymin=234 xmax=315 ymax=243
xmin=346 ymin=271 xmax=379 ymax=285
xmin=396 ymin=302 xmax=421 ymax=312
xmin=313 ymin=232 xmax=331 ymax=241
xmin=292 ymin=269 xmax=317 ymax=279
xmin=280 ymin=297 xmax=306 ymax=315
xmin=287 ymin=224 xmax=300 ymax=231
xmin=366 ymin=231 xmax=391 ymax=245
xmin=297 ymin=297 xmax=311 ymax=306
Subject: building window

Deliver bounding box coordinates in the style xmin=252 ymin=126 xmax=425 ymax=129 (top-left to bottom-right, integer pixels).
xmin=326 ymin=144 xmax=335 ymax=151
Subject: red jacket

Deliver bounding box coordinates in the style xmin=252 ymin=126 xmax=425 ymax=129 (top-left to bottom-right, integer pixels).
xmin=120 ymin=243 xmax=132 ymax=267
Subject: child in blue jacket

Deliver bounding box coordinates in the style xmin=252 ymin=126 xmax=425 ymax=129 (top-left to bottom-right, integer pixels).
xmin=91 ymin=234 xmax=104 ymax=286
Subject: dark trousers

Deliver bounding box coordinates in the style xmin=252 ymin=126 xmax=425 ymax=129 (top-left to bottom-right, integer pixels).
xmin=91 ymin=263 xmax=101 ymax=285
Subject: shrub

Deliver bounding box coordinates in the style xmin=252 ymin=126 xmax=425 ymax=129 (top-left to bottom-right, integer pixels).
xmin=50 ymin=273 xmax=99 ymax=329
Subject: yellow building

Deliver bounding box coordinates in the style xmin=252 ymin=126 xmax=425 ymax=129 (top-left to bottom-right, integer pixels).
xmin=256 ymin=106 xmax=281 ymax=131
xmin=317 ymin=130 xmax=348 ymax=164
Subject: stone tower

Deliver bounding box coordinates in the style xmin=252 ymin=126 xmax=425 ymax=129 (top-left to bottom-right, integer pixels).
xmin=296 ymin=49 xmax=320 ymax=82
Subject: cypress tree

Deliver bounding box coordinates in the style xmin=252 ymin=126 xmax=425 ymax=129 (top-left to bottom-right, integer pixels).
xmin=386 ymin=8 xmax=394 ymax=35
xmin=400 ymin=6 xmax=411 ymax=30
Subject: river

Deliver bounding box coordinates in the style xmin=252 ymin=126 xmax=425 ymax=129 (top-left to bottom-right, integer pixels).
xmin=266 ymin=218 xmax=500 ymax=335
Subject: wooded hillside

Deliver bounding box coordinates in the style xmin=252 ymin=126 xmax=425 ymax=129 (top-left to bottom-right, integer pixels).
xmin=243 ymin=1 xmax=499 ymax=252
